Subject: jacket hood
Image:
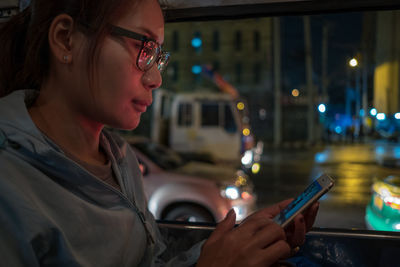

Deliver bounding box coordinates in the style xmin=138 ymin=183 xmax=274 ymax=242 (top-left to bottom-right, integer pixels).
xmin=0 ymin=90 xmax=51 ymax=153
xmin=0 ymin=90 xmax=127 ymax=162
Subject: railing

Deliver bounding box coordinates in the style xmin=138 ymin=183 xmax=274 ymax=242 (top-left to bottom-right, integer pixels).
xmin=158 ymin=220 xmax=400 ymax=266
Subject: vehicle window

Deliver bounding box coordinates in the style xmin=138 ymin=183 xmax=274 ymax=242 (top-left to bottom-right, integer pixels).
xmin=136 ymin=7 xmax=400 ymax=230
xmin=177 ymin=103 xmax=193 ymax=126
xmin=224 ymin=103 xmax=237 ymax=133
xmin=201 ymin=102 xmax=219 ymax=126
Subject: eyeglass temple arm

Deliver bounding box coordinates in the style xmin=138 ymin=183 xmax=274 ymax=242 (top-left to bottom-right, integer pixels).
xmin=110 ymin=25 xmax=148 ymax=42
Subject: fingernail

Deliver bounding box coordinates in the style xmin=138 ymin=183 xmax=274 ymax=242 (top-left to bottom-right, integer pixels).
xmin=226 ymin=208 xmax=235 ymax=218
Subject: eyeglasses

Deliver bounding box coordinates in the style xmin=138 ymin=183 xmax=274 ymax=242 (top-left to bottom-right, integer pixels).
xmin=109 ymin=25 xmax=170 ymax=73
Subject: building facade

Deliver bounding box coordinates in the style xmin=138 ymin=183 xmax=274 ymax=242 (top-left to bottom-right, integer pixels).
xmin=162 ymin=18 xmax=274 ymax=95
xmin=374 ymin=10 xmax=400 ymax=115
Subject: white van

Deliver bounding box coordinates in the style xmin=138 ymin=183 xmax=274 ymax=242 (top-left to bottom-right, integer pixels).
xmin=151 ymin=89 xmax=242 ymax=163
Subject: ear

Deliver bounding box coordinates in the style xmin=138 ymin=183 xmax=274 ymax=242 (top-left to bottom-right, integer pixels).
xmin=48 ymin=14 xmax=75 ymax=64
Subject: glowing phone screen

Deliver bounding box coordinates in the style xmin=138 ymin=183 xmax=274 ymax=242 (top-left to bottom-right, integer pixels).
xmin=274 ymin=180 xmax=322 ymax=225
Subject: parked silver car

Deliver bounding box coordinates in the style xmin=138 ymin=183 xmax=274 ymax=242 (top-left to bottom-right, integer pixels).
xmin=129 ymin=138 xmax=256 ymax=222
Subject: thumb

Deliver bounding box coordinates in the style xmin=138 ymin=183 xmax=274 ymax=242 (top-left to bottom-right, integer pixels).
xmin=208 ymin=209 xmax=236 ymax=242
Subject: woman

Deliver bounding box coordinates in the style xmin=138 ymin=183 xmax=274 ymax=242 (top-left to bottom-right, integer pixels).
xmin=0 ymin=0 xmax=318 ymax=266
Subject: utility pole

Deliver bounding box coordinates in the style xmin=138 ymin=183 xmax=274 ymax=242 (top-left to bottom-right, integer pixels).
xmin=322 ymin=24 xmax=329 ymax=104
xmin=355 ymin=67 xmax=361 ymax=137
xmin=304 ymin=16 xmax=314 ymax=145
xmin=362 ymin=41 xmax=368 ymax=129
xmin=273 ymin=17 xmax=282 ymax=147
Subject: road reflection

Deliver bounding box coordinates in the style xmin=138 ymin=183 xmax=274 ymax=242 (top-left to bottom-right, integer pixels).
xmin=254 ymin=141 xmax=400 ymax=229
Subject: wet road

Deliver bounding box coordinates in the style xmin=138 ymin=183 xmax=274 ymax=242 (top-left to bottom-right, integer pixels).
xmin=252 ymin=141 xmax=400 ymax=229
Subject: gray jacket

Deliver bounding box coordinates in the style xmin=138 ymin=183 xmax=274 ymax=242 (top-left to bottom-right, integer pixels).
xmin=0 ymin=90 xmax=202 ymax=266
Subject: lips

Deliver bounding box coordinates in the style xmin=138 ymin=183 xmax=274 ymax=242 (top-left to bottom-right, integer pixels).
xmin=132 ymin=99 xmax=151 ymax=113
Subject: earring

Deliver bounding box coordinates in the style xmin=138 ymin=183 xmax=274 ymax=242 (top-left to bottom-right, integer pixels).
xmin=63 ymin=55 xmax=69 ymax=63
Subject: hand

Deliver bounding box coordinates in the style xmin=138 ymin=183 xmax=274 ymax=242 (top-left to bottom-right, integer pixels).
xmin=196 ymin=200 xmax=319 ymax=267
xmin=197 ymin=209 xmax=291 ymax=267
xmin=283 ymin=200 xmax=319 ymax=248
xmin=249 ymin=199 xmax=319 ymax=248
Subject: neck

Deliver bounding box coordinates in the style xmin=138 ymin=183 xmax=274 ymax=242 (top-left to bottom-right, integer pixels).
xmin=28 ymin=86 xmax=107 ymax=166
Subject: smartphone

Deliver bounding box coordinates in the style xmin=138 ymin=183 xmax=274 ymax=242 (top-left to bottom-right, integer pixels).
xmin=273 ymin=174 xmax=334 ymax=228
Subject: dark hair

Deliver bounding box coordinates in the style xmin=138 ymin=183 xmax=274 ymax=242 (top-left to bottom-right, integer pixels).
xmin=0 ymin=0 xmax=142 ymax=97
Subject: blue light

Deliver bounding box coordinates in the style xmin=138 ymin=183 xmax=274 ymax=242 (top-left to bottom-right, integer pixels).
xmin=335 ymin=126 xmax=342 ymax=134
xmin=376 ymin=113 xmax=386 ymax=121
xmin=394 ymin=147 xmax=400 ymax=159
xmin=395 ymin=113 xmax=400 ymax=120
xmin=375 ymin=146 xmax=385 ymax=155
xmin=359 ymin=109 xmax=365 ymax=116
xmin=191 ymin=37 xmax=202 ymax=48
xmin=315 ymin=152 xmax=328 ymax=163
xmin=370 ymin=108 xmax=377 ymax=116
xmin=318 ymin=104 xmax=326 ymax=113
xmin=191 ymin=65 xmax=202 ymax=74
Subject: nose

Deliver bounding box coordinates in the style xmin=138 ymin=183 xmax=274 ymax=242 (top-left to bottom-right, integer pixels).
xmin=141 ymin=63 xmax=162 ymax=91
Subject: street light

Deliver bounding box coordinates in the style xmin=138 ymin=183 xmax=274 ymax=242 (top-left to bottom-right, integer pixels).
xmin=349 ymin=58 xmax=358 ymax=68
xmin=318 ymin=103 xmax=326 ymax=113
xmin=370 ymin=108 xmax=377 ymax=116
xmin=377 ymin=113 xmax=386 ymax=121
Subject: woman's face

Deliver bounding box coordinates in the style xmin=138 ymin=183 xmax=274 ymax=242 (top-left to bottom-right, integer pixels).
xmin=72 ymin=0 xmax=164 ymax=130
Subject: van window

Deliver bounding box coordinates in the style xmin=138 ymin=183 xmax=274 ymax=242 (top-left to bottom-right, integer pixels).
xmin=177 ymin=103 xmax=193 ymax=126
xmin=201 ymin=103 xmax=219 ymax=126
xmin=224 ymin=104 xmax=237 ymax=133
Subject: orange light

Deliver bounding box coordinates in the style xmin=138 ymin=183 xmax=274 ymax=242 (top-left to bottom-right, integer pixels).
xmin=292 ymin=89 xmax=299 ymax=97
xmin=241 ymin=191 xmax=252 ymax=200
xmin=242 ymin=128 xmax=250 ymax=136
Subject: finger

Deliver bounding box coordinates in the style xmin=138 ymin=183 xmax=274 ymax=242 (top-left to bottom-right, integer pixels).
xmin=257 ymin=240 xmax=291 ymax=266
xmin=286 ymin=214 xmax=306 ymax=247
xmin=207 ymin=209 xmax=236 ymax=243
xmin=236 ymin=215 xmax=274 ymax=236
xmin=254 ymin=199 xmax=294 ymax=220
xmin=303 ymin=201 xmax=319 ymax=231
xmin=251 ymin=221 xmax=286 ymax=249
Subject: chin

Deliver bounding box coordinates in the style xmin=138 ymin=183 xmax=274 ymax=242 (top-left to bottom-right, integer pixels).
xmin=106 ymin=110 xmax=141 ymax=130
xmin=118 ymin=117 xmax=141 ymax=131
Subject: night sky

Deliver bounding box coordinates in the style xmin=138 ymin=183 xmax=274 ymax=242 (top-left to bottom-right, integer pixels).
xmin=281 ymin=12 xmax=364 ymax=111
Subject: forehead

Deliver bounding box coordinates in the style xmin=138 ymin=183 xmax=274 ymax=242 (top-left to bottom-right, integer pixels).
xmin=116 ymin=0 xmax=164 ymax=43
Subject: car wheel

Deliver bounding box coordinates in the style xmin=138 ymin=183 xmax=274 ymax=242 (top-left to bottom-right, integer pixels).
xmin=163 ymin=204 xmax=215 ymax=223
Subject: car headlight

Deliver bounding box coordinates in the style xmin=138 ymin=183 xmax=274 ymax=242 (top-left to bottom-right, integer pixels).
xmin=221 ymin=186 xmax=240 ymax=200
xmin=241 ymin=150 xmax=253 ymax=166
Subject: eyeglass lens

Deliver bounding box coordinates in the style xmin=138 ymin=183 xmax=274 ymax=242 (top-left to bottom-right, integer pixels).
xmin=138 ymin=41 xmax=169 ymax=73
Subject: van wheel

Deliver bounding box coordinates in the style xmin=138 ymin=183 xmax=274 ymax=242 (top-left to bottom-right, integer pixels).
xmin=163 ymin=204 xmax=215 ymax=223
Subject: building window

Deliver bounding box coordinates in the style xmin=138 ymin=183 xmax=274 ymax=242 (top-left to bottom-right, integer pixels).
xmin=213 ymin=31 xmax=220 ymax=51
xmin=254 ymin=31 xmax=260 ymax=51
xmin=254 ymin=62 xmax=261 ymax=84
xmin=213 ymin=61 xmax=220 ymax=72
xmin=236 ymin=63 xmax=242 ymax=84
xmin=172 ymin=31 xmax=179 ymax=51
xmin=178 ymin=103 xmax=193 ymax=126
xmin=171 ymin=62 xmax=179 ymax=82
xmin=191 ymin=31 xmax=202 ymax=53
xmin=235 ymin=31 xmax=242 ymax=51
